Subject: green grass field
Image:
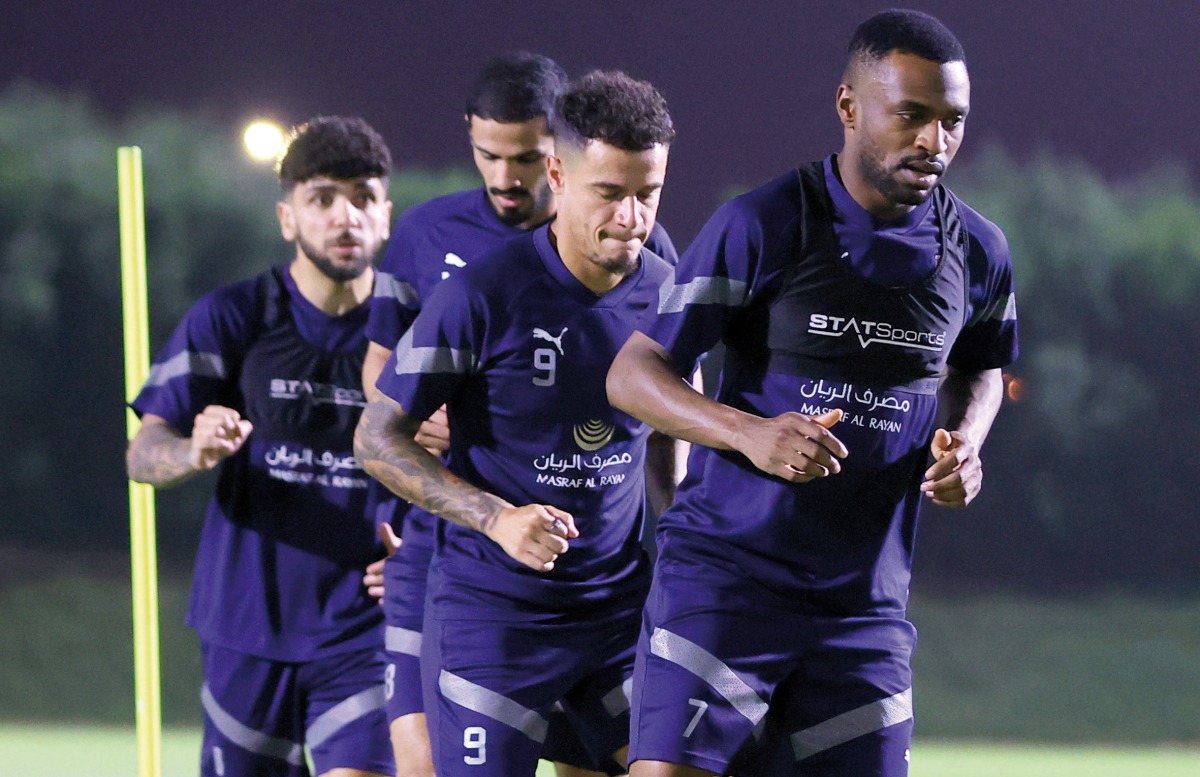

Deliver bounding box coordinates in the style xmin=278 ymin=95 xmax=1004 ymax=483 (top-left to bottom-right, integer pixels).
xmin=3 ymin=560 xmax=1199 ymax=774
xmin=0 ymin=726 xmax=1196 ymax=777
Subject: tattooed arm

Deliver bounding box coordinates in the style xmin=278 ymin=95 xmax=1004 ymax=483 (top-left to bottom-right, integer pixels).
xmin=126 ymin=408 xmax=253 ymax=488
xmin=354 ymin=393 xmax=578 ymax=572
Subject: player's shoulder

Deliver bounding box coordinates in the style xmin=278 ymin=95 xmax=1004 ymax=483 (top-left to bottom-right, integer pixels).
xmin=394 ymin=188 xmax=484 ymax=231
xmin=382 ymin=189 xmax=488 ymax=273
xmin=710 ymin=168 xmax=806 ymax=235
xmin=734 ymin=168 xmax=806 ymax=213
xmin=949 ymin=191 xmax=1012 ymax=268
xmin=192 ymin=269 xmax=266 ymax=320
xmin=171 ymin=267 xmax=273 ymax=350
xmin=447 ymin=231 xmax=540 ymax=294
xmin=682 ymin=169 xmax=806 ymax=275
xmin=415 ymin=233 xmax=541 ymax=329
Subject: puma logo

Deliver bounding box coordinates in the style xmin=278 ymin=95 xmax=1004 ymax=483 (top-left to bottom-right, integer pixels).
xmin=441 ymin=253 xmax=467 ymax=280
xmin=533 ymin=327 xmax=568 ymax=355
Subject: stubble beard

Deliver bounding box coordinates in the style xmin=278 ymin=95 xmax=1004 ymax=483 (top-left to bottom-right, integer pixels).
xmin=592 ymin=241 xmax=643 ymax=279
xmin=859 ymin=140 xmax=934 ymax=209
xmin=297 ymin=234 xmax=373 ymax=283
xmin=493 ymin=181 xmax=554 ymax=227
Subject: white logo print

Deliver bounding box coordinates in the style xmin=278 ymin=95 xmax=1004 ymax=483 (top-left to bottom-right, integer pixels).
xmin=533 ymin=327 xmax=568 ymax=355
xmin=807 ymin=314 xmax=946 ymax=352
xmin=441 ymin=252 xmax=467 ymax=279
xmin=573 ymin=420 xmax=614 ymax=451
xmin=270 ymin=378 xmax=365 ymax=407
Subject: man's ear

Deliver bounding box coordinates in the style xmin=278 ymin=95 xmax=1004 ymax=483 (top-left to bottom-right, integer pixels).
xmin=836 ymin=83 xmax=857 ymax=130
xmin=276 ymin=199 xmax=296 ymax=241
xmin=546 ymin=154 xmax=567 ymax=194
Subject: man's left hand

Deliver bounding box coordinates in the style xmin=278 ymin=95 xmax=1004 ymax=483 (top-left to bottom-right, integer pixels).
xmin=920 ymin=428 xmax=982 ymax=509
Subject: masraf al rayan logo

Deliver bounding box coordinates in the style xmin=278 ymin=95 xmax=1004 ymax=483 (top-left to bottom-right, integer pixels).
xmin=573 ymin=420 xmax=614 ymax=451
xmin=807 ymin=314 xmax=946 ymax=352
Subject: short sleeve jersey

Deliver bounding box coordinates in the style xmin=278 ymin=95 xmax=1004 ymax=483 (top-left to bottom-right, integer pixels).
xmin=644 ymin=158 xmax=1018 ymax=616
xmin=375 ymin=225 xmax=673 ymax=621
xmin=131 ymin=266 xmax=383 ymax=660
xmin=366 ymin=187 xmax=677 ymax=588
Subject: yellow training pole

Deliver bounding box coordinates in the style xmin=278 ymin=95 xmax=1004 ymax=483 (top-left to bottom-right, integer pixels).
xmin=118 ymin=146 xmax=163 ymax=777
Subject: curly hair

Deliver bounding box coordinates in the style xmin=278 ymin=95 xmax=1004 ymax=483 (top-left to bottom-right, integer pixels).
xmin=277 ymin=116 xmax=392 ymax=191
xmin=552 ymin=70 xmax=675 ymax=153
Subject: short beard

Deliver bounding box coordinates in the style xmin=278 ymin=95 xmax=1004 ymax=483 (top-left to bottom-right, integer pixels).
xmin=860 ymin=141 xmax=933 ymax=209
xmin=591 ymin=242 xmax=643 ymax=279
xmin=297 ymin=235 xmax=371 ymax=283
xmin=494 ymin=204 xmax=529 ymax=226
xmin=491 ymin=182 xmax=554 ymax=227
xmin=526 ymin=182 xmax=554 ymax=225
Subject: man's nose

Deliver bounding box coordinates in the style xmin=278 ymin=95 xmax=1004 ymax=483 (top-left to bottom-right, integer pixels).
xmin=494 ymin=160 xmax=521 ymax=188
xmin=916 ymin=120 xmax=949 ymax=156
xmin=329 ymin=195 xmax=362 ymax=226
xmin=614 ymin=195 xmax=642 ymax=228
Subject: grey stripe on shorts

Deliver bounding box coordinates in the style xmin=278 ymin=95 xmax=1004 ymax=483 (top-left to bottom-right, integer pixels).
xmin=306 ymin=685 xmax=387 ymax=750
xmin=200 ymin=683 xmax=304 ymax=766
xmin=438 ymin=670 xmax=549 ymax=744
xmin=790 ymin=687 xmax=913 ymax=761
xmin=385 ymin=626 xmax=423 ymax=657
xmin=601 ymin=677 xmax=634 ymax=717
xmin=649 ymin=627 xmax=769 ymax=727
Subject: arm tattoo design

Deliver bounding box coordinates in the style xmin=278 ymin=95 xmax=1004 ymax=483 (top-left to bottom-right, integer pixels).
xmin=355 ymin=399 xmax=508 ymax=534
xmin=126 ymin=422 xmax=197 ymax=489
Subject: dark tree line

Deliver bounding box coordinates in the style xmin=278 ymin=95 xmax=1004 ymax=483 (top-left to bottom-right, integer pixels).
xmin=916 ymin=148 xmax=1200 ymax=594
xmin=2 ymin=84 xmax=1197 ymax=594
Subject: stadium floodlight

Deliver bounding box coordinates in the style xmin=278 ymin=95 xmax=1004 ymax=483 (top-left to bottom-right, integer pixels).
xmin=243 ymin=120 xmax=286 ymax=163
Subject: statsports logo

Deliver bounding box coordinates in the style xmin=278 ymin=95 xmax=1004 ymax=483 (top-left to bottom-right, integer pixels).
xmin=807 ymin=313 xmax=946 ymax=352
xmin=270 ymin=379 xmax=366 ymax=407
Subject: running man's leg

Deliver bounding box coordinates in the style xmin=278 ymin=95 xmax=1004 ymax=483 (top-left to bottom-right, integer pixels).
xmin=772 ymin=616 xmax=916 ymax=777
xmin=381 ymin=520 xmax=437 ymax=777
xmin=627 ymin=539 xmax=802 ymax=776
xmin=301 ymin=647 xmax=394 ymax=777
xmin=422 ymin=608 xmax=643 ymax=777
xmin=199 ymin=643 xmax=308 ymax=777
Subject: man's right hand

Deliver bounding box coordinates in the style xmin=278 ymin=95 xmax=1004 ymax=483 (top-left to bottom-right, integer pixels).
xmin=485 ymin=505 xmax=579 ymax=572
xmin=364 ymin=522 xmax=403 ymax=602
xmin=190 ymin=405 xmax=253 ymax=471
xmin=736 ymin=408 xmax=847 ymax=483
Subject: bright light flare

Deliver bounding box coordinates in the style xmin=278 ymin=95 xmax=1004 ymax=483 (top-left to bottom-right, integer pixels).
xmin=1003 ymin=372 xmax=1025 ymax=402
xmin=243 ymin=120 xmax=286 ymax=162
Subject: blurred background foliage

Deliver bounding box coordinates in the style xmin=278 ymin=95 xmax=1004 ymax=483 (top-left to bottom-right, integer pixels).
xmin=1 ymin=83 xmax=1197 ymax=739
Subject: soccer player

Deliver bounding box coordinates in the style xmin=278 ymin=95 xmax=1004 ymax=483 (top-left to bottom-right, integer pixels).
xmin=607 ymin=10 xmax=1019 ymax=777
xmin=361 ymin=52 xmax=675 ymax=777
xmin=126 ymin=117 xmax=395 ymax=777
xmin=355 ymin=70 xmax=677 ymax=777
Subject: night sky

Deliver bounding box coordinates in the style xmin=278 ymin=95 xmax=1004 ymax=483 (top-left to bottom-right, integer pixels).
xmin=5 ymin=0 xmax=1198 ymax=241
